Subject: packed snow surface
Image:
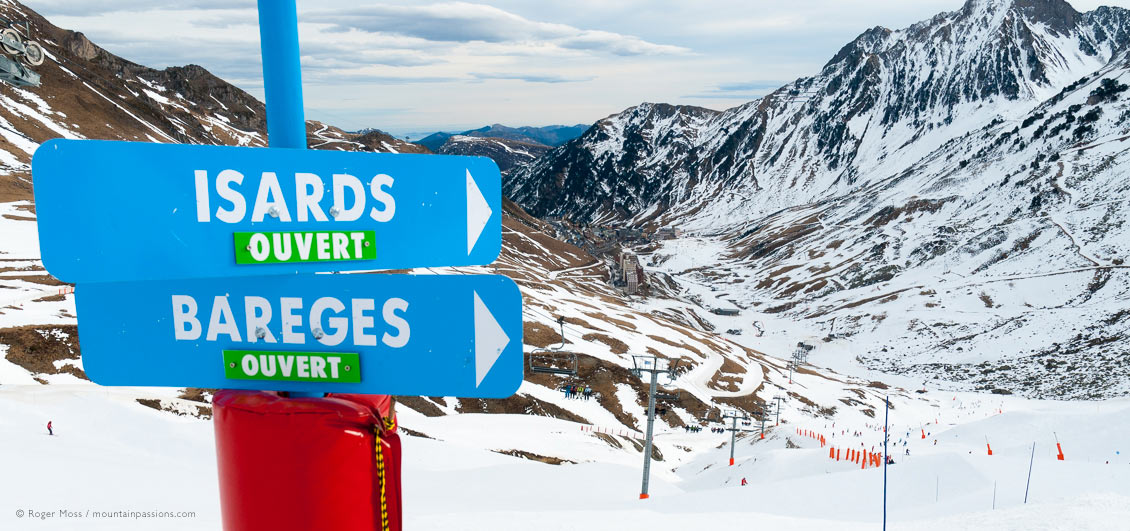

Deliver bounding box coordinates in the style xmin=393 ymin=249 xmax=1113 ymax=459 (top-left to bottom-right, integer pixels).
xmin=2 ymin=383 xmax=1129 ymax=530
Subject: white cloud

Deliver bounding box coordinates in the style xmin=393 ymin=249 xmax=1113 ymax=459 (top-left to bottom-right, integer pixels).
xmin=470 ymin=72 xmax=595 ymax=83
xmin=19 ymin=0 xmax=1130 ymax=134
xmin=305 ymin=2 xmax=690 ymax=56
xmin=22 ymin=0 xmax=253 ymax=16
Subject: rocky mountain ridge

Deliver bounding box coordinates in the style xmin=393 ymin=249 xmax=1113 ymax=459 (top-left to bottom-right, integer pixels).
xmin=506 ymin=0 xmax=1130 ymax=398
xmin=507 ymin=0 xmax=1130 ymax=227
xmin=436 ymin=135 xmax=552 ymax=175
xmin=415 ymin=123 xmax=588 ymax=152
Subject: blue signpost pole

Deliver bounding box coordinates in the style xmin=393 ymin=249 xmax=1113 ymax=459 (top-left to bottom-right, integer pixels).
xmin=1024 ymin=442 xmax=1035 ymax=503
xmin=257 ymin=0 xmax=307 ymax=150
xmin=256 ymin=0 xmax=318 ymax=398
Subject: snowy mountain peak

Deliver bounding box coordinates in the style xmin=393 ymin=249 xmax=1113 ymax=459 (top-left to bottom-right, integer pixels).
xmin=508 ymin=0 xmax=1130 ymax=224
xmin=961 ymin=0 xmax=1078 ymax=28
xmin=505 ymin=0 xmax=1130 ymax=400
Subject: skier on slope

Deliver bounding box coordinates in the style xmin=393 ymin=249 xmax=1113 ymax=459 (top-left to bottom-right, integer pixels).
xmin=47 ymin=420 xmax=53 ymax=436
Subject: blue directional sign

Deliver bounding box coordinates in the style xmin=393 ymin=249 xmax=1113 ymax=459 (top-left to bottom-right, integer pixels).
xmin=32 ymin=139 xmax=503 ymax=283
xmin=74 ymin=273 xmax=523 ymax=397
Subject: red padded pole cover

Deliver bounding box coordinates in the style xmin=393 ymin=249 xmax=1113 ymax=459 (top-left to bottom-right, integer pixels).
xmin=213 ymin=390 xmax=401 ymax=531
xmin=331 ymin=393 xmax=402 ymax=531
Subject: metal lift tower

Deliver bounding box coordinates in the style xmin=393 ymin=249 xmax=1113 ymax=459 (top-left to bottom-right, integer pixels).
xmin=631 ymin=354 xmax=680 ymax=500
xmin=722 ymin=408 xmax=760 ymax=465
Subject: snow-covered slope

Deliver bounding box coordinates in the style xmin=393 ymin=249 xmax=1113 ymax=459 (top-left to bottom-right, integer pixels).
xmin=506 ymin=102 xmax=720 ymax=224
xmin=506 ymin=0 xmax=1130 ymax=399
xmin=4 ymin=368 xmax=1129 ymax=530
xmin=640 ymin=47 xmax=1130 ymax=400
xmin=509 ymin=0 xmax=1130 ymax=227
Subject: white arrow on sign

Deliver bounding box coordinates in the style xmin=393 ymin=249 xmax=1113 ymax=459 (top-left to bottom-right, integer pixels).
xmin=474 ymin=290 xmax=510 ymax=387
xmin=466 ymin=169 xmax=491 ymax=255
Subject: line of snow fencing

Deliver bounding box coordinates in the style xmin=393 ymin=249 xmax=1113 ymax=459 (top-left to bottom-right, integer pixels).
xmin=828 ymin=445 xmax=883 ymax=469
xmin=796 ymin=427 xmax=826 ymax=448
xmin=580 ymin=424 xmax=644 ymax=440
xmin=0 ymin=283 xmax=74 ymax=307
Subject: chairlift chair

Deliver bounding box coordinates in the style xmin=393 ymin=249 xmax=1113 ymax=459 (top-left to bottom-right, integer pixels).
xmin=528 ymin=316 xmax=578 ymax=376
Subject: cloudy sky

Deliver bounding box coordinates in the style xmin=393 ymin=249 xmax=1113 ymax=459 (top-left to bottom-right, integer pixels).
xmin=22 ymin=0 xmax=1130 ymax=136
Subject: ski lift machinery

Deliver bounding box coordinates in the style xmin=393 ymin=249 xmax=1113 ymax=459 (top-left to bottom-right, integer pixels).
xmin=528 ymin=316 xmax=578 ymax=376
xmin=0 ymin=16 xmax=43 ymax=87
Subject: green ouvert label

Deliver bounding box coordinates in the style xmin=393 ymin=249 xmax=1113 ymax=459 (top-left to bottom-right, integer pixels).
xmin=223 ymin=350 xmax=361 ymax=383
xmin=233 ymin=230 xmax=376 ymax=264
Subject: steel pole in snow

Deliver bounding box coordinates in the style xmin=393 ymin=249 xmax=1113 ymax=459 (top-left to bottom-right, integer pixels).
xmin=640 ymin=367 xmax=658 ymax=499
xmin=883 ymin=395 xmax=889 ymax=531
xmin=730 ymin=415 xmax=737 ymax=465
xmin=1024 ymin=442 xmax=1035 ymax=504
xmin=775 ymin=397 xmax=782 ymax=426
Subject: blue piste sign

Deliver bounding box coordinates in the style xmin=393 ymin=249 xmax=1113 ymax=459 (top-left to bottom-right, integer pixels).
xmin=30 ymin=0 xmax=524 ymax=399
xmin=33 ymin=139 xmax=503 ymax=283
xmin=75 ymin=274 xmax=524 ymax=398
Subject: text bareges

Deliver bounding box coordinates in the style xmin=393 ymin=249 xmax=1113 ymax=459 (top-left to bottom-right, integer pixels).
xmin=32 ymin=139 xmax=502 ymax=283
xmin=75 ymin=273 xmax=523 ymax=398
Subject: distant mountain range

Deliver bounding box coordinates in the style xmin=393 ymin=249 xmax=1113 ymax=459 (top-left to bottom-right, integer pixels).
xmin=414 ymin=124 xmax=589 ymax=152
xmin=434 ymin=136 xmax=552 ymax=175
xmin=505 ymin=0 xmax=1130 ymax=398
